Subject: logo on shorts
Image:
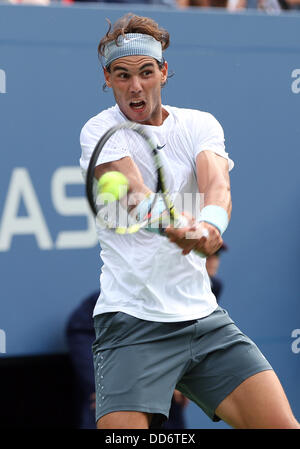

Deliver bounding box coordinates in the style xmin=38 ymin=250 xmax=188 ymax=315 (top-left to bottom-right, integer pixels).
xmin=156 ymin=144 xmax=166 ymax=151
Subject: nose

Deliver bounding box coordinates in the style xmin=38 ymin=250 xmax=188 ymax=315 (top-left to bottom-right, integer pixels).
xmin=129 ymin=76 xmax=142 ymax=94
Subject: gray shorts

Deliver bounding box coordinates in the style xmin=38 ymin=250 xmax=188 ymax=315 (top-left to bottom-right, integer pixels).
xmin=92 ymin=306 xmax=272 ymax=426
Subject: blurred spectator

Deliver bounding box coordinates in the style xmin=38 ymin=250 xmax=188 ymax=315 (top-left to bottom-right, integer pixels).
xmin=206 ymin=242 xmax=228 ymax=302
xmin=162 ymin=389 xmax=189 ymax=429
xmin=188 ymin=0 xmax=226 ymax=5
xmin=66 ymin=292 xmax=97 ymax=429
xmin=183 ymin=0 xmax=286 ymax=10
xmin=70 ymin=0 xmax=177 ymax=7
xmin=227 ymin=0 xmax=284 ymax=11
xmin=4 ymin=0 xmax=50 ymax=4
xmin=2 ymin=0 xmax=296 ymax=9
xmin=284 ymin=0 xmax=300 ymax=8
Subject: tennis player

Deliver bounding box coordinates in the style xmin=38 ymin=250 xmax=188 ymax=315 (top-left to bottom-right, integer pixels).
xmin=79 ymin=14 xmax=300 ymax=429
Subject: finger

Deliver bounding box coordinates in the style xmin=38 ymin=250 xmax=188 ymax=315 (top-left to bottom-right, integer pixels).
xmin=186 ymin=227 xmax=209 ymax=240
xmin=167 ymin=225 xmax=206 ymax=243
xmin=165 ymin=225 xmax=189 ymax=240
xmin=195 ymin=235 xmax=222 ymax=256
xmin=182 ymin=236 xmax=207 ymax=255
xmin=182 ymin=245 xmax=196 ymax=256
xmin=166 ymin=233 xmax=186 ymax=245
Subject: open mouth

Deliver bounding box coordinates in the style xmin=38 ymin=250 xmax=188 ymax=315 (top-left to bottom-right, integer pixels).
xmin=129 ymin=100 xmax=146 ymax=110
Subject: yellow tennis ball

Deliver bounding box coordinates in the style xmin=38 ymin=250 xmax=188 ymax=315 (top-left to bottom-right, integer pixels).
xmin=97 ymin=171 xmax=129 ymax=202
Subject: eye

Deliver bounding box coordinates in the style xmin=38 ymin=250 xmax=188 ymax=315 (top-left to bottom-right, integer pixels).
xmin=142 ymin=70 xmax=152 ymax=77
xmin=118 ymin=73 xmax=129 ymax=79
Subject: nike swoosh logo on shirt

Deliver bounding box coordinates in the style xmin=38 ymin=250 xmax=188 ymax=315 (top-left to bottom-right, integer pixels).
xmin=156 ymin=144 xmax=166 ymax=151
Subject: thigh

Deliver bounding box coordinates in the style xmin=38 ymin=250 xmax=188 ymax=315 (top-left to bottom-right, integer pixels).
xmin=177 ymin=317 xmax=272 ymax=422
xmin=97 ymin=411 xmax=152 ymax=429
xmin=215 ymin=370 xmax=300 ymax=429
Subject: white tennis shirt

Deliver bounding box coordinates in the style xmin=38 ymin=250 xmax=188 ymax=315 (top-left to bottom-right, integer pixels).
xmin=80 ymin=104 xmax=234 ymax=322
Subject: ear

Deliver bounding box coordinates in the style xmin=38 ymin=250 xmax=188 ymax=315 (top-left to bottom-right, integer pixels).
xmin=161 ymin=61 xmax=168 ymax=84
xmin=104 ymin=67 xmax=112 ymax=88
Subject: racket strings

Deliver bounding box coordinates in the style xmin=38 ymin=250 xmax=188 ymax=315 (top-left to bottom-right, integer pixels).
xmin=88 ymin=122 xmax=183 ymax=234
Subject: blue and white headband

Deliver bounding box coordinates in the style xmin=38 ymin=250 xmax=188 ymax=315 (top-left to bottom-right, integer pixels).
xmin=103 ymin=33 xmax=163 ymax=68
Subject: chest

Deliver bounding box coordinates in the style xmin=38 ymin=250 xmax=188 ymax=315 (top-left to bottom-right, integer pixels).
xmin=153 ymin=128 xmax=197 ymax=193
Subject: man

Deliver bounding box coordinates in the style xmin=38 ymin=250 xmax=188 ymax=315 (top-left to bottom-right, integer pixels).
xmin=79 ymin=14 xmax=299 ymax=429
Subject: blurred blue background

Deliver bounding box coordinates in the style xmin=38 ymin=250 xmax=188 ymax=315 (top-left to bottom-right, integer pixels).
xmin=0 ymin=4 xmax=299 ymax=428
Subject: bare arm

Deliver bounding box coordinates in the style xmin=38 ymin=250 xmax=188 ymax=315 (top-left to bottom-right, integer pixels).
xmin=166 ymin=151 xmax=232 ymax=256
xmin=196 ymin=150 xmax=232 ymax=219
xmin=95 ymin=156 xmax=151 ymax=200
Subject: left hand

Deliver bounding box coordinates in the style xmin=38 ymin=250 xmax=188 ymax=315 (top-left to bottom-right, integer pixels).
xmin=166 ymin=219 xmax=223 ymax=257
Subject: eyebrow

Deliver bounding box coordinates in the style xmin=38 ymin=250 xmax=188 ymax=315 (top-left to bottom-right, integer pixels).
xmin=112 ymin=63 xmax=155 ymax=73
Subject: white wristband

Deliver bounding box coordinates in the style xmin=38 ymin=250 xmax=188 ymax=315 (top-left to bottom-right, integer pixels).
xmin=199 ymin=205 xmax=229 ymax=235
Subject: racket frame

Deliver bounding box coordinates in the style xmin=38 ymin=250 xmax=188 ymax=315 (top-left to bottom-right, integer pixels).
xmin=85 ymin=121 xmax=179 ymax=233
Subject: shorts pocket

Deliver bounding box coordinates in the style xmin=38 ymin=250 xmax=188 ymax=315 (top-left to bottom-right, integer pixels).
xmin=93 ymin=312 xmax=120 ymax=350
xmin=94 ymin=312 xmax=120 ymax=330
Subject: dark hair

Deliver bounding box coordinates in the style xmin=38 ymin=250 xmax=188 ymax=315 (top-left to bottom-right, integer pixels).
xmin=98 ymin=13 xmax=170 ymax=65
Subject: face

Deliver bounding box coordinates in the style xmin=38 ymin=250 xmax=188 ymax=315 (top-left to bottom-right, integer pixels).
xmin=104 ymin=55 xmax=168 ymax=126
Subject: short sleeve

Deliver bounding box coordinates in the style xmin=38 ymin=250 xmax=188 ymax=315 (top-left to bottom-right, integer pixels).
xmin=79 ymin=115 xmax=131 ymax=174
xmin=79 ymin=123 xmax=97 ymax=173
xmin=193 ymin=112 xmax=234 ymax=171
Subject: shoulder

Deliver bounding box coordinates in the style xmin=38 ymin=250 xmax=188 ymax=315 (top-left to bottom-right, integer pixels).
xmin=165 ymin=105 xmax=222 ymax=130
xmin=80 ymin=105 xmax=120 ymax=145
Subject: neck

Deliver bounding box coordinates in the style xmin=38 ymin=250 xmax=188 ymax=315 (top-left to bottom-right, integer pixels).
xmin=142 ymin=107 xmax=169 ymax=126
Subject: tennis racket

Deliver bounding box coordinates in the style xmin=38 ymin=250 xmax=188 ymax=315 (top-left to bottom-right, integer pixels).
xmin=85 ymin=121 xmax=208 ymax=250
